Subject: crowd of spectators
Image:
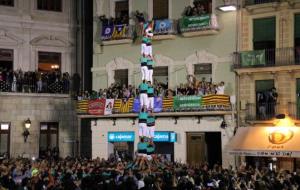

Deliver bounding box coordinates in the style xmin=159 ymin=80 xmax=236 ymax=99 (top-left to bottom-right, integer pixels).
xmin=1 ymin=156 xmax=300 ymax=190
xmin=183 ymin=0 xmax=211 ymax=17
xmin=77 ymin=76 xmax=225 ymax=101
xmin=99 ymin=14 xmax=129 ymax=26
xmin=0 ymin=69 xmax=70 ymax=94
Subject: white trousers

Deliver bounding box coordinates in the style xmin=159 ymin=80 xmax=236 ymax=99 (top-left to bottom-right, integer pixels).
xmin=141 ymin=66 xmax=148 ymax=81
xmin=141 ymin=43 xmax=147 ymax=55
xmin=140 ymin=93 xmax=148 ymax=108
xmin=147 ymin=126 xmax=155 ymax=138
xmin=148 ymin=97 xmax=154 ymax=110
xmin=146 ymin=45 xmax=152 ymax=56
xmin=148 ymin=69 xmax=153 ymax=84
xmin=138 ymin=123 xmax=147 ymax=137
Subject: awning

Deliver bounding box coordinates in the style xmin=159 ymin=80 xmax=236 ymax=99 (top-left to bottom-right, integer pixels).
xmin=227 ymin=127 xmax=300 ymax=157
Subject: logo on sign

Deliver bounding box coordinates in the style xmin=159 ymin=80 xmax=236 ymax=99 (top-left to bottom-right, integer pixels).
xmin=268 ymin=129 xmax=294 ymax=144
xmin=109 ymin=133 xmax=115 ymax=140
xmin=105 ymin=27 xmax=111 ymax=34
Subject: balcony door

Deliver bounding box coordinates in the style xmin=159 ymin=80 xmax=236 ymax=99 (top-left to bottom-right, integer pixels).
xmin=0 ymin=123 xmax=10 ymax=158
xmin=296 ymin=79 xmax=300 ymax=119
xmin=295 ymin=14 xmax=300 ymax=64
xmin=255 ymin=80 xmax=275 ymax=120
xmin=39 ymin=122 xmax=59 ymax=159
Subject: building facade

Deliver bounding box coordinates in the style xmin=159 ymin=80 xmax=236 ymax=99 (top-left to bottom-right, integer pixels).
xmin=235 ymin=0 xmax=300 ymax=170
xmin=85 ymin=0 xmax=238 ymax=167
xmin=0 ymin=0 xmax=78 ymax=158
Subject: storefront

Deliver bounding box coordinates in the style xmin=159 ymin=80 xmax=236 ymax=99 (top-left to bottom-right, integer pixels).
xmin=227 ymin=126 xmax=300 ymax=171
xmin=108 ymin=131 xmax=135 ymax=160
xmin=153 ymin=131 xmax=176 ymax=161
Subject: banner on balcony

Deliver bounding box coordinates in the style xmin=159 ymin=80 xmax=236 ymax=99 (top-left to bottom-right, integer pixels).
xmin=240 ymin=50 xmax=266 ymax=67
xmin=101 ymin=25 xmax=114 ymax=40
xmin=154 ymin=19 xmax=173 ymax=34
xmin=179 ymin=15 xmax=211 ymax=31
xmin=88 ymin=99 xmax=106 ymax=115
xmin=112 ymin=24 xmax=127 ymax=39
xmin=104 ymin=99 xmax=114 ymax=115
xmin=173 ymin=96 xmax=202 ymax=110
xmin=132 ymin=97 xmax=163 ymax=113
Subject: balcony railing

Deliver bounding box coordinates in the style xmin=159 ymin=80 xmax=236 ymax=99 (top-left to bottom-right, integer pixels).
xmin=246 ymin=102 xmax=279 ymax=121
xmin=288 ymin=102 xmax=300 ymax=120
xmin=101 ymin=24 xmax=132 ymax=41
xmin=0 ymin=72 xmax=70 ymax=94
xmin=234 ymin=47 xmax=300 ymax=68
xmin=244 ymin=0 xmax=280 ymax=6
xmin=153 ymin=19 xmax=176 ymax=35
xmin=178 ymin=14 xmax=219 ymax=33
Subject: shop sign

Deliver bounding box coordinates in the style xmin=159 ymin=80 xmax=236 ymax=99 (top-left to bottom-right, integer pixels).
xmin=154 ymin=132 xmax=177 ymax=142
xmin=108 ymin=132 xmax=135 ymax=142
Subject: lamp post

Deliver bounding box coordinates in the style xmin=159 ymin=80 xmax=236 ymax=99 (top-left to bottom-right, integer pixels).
xmin=23 ymin=118 xmax=31 ymax=142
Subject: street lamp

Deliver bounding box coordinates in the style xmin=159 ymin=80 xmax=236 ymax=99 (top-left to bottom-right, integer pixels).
xmin=217 ymin=0 xmax=237 ymax=12
xmin=23 ymin=118 xmax=31 ymax=142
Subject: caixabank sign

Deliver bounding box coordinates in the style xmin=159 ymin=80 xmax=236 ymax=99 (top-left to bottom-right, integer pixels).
xmin=107 ymin=131 xmax=176 ymax=142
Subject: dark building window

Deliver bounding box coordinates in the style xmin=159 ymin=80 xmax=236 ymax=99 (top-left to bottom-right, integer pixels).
xmin=153 ymin=0 xmax=168 ymax=19
xmin=295 ymin=14 xmax=300 ymax=64
xmin=0 ymin=49 xmax=13 ymax=71
xmin=153 ymin=66 xmax=168 ymax=87
xmin=194 ymin=63 xmax=212 ymax=82
xmin=253 ymin=17 xmax=276 ymax=65
xmin=39 ymin=122 xmax=59 ymax=159
xmin=114 ymin=69 xmax=128 ymax=86
xmin=0 ymin=0 xmax=14 ymax=6
xmin=37 ymin=0 xmax=62 ymax=12
xmin=38 ymin=51 xmax=61 ymax=73
xmin=115 ymin=0 xmax=129 ymax=24
xmin=0 ymin=123 xmax=10 ymax=158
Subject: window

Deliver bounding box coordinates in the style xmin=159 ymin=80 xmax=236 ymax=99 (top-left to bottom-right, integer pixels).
xmin=0 ymin=0 xmax=13 ymax=6
xmin=0 ymin=123 xmax=10 ymax=158
xmin=295 ymin=14 xmax=300 ymax=64
xmin=194 ymin=63 xmax=212 ymax=82
xmin=153 ymin=0 xmax=169 ymax=20
xmin=37 ymin=0 xmax=62 ymax=12
xmin=115 ymin=0 xmax=129 ymax=24
xmin=38 ymin=51 xmax=61 ymax=72
xmin=0 ymin=49 xmax=13 ymax=71
xmin=39 ymin=122 xmax=59 ymax=159
xmin=253 ymin=17 xmax=276 ymax=65
xmin=255 ymin=80 xmax=276 ymax=120
xmin=114 ymin=69 xmax=128 ymax=86
xmin=153 ymin=66 xmax=168 ymax=87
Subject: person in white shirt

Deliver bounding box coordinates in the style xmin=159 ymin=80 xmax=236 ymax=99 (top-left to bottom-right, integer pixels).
xmin=216 ymin=81 xmax=225 ymax=94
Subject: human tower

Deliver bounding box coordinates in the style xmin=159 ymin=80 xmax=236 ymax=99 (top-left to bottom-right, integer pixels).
xmin=135 ymin=21 xmax=158 ymax=167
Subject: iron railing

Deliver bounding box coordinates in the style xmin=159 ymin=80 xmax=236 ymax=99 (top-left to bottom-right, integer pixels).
xmin=288 ymin=102 xmax=300 ymax=120
xmin=234 ymin=47 xmax=300 ymax=68
xmin=246 ymin=102 xmax=279 ymax=120
xmin=0 ymin=72 xmax=71 ymax=94
xmin=244 ymin=0 xmax=280 ymax=6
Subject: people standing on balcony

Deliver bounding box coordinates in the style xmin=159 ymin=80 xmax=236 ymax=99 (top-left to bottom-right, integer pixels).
xmin=147 ymin=82 xmax=154 ymax=111
xmin=139 ymin=80 xmax=149 ymax=109
xmin=147 ymin=57 xmax=154 ymax=84
xmin=257 ymin=91 xmax=267 ymax=120
xmin=140 ymin=56 xmax=149 ymax=81
xmin=216 ymin=81 xmax=225 ymax=95
xmin=269 ymin=87 xmax=278 ymax=117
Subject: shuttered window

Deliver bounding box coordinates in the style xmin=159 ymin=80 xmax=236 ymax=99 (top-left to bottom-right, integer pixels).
xmin=153 ymin=0 xmax=168 ymax=20
xmin=295 ymin=14 xmax=300 ymax=39
xmin=253 ymin=17 xmax=276 ymax=42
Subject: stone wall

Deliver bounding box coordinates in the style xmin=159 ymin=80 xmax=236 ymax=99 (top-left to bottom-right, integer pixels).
xmin=0 ymin=93 xmax=77 ymax=158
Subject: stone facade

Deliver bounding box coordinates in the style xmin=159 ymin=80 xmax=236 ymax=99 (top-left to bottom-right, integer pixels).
xmin=0 ymin=0 xmax=77 ymax=158
xmin=91 ymin=114 xmax=235 ymax=168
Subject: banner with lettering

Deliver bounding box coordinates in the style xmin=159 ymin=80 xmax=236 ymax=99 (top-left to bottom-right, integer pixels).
xmin=154 ymin=19 xmax=173 ymax=34
xmin=104 ymin=99 xmax=114 ymax=115
xmin=88 ymin=99 xmax=106 ymax=115
xmin=101 ymin=25 xmax=114 ymax=40
xmin=240 ymin=50 xmax=266 ymax=67
xmin=132 ymin=97 xmax=163 ymax=113
xmin=173 ymin=96 xmax=202 ymax=110
xmin=179 ymin=15 xmax=211 ymax=32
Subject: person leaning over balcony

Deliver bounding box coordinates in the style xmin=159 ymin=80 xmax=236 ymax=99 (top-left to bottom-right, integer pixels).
xmin=147 ymin=81 xmax=154 ymax=111
xmin=139 ymin=80 xmax=149 ymax=109
xmin=147 ymin=57 xmax=154 ymax=84
xmin=138 ymin=108 xmax=148 ymax=139
xmin=140 ymin=55 xmax=149 ymax=82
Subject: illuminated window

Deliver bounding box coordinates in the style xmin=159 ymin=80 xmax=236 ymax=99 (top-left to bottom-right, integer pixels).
xmin=38 ymin=51 xmax=61 ymax=73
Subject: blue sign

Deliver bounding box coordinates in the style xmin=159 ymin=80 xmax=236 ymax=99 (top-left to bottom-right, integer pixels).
xmin=108 ymin=132 xmax=135 ymax=142
xmin=154 ymin=132 xmax=177 ymax=142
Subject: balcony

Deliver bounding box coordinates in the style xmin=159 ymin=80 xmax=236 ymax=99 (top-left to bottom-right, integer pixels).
xmin=101 ymin=24 xmax=132 ymax=46
xmin=152 ymin=19 xmax=176 ymax=41
xmin=245 ymin=102 xmax=279 ymax=121
xmin=244 ymin=0 xmax=280 ymax=13
xmin=234 ymin=47 xmax=300 ymax=71
xmin=288 ymin=102 xmax=300 ymax=120
xmin=178 ymin=14 xmax=219 ymax=37
xmin=245 ymin=0 xmax=280 ymax=6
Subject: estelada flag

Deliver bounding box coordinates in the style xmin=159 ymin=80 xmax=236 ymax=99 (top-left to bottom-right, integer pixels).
xmin=112 ymin=24 xmax=126 ymax=39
